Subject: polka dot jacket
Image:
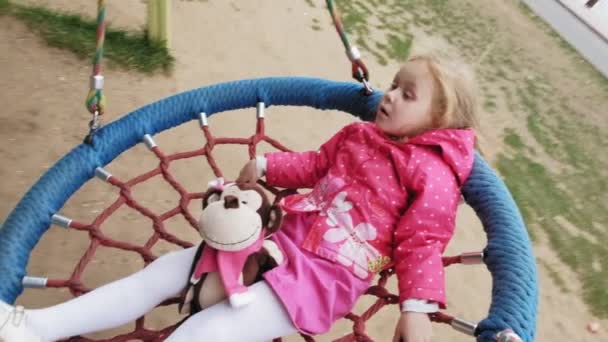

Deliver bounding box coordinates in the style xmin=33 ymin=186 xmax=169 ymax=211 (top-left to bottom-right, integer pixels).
xmin=264 ymin=122 xmax=475 ymax=307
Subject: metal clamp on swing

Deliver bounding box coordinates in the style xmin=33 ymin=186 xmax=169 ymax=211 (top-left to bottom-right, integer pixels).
xmin=451 ymin=317 xmax=478 ymax=336
xmin=84 ymin=76 xmax=105 ymax=144
xmin=90 ymin=74 xmax=105 ymax=90
xmin=346 ymin=46 xmax=373 ymax=95
xmin=84 ymin=110 xmax=102 ymax=144
xmin=346 ymin=46 xmax=362 ymax=62
xmin=354 ymin=65 xmax=373 ymax=96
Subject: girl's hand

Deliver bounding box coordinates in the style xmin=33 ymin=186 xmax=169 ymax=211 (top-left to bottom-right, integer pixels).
xmin=392 ymin=312 xmax=433 ymax=342
xmin=236 ymin=159 xmax=258 ymax=185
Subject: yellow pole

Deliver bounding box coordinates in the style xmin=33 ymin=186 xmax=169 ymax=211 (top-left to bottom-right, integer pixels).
xmin=147 ymin=0 xmax=171 ymax=48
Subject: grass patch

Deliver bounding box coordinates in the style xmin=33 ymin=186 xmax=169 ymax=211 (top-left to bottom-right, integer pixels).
xmin=0 ymin=0 xmax=10 ymax=15
xmin=6 ymin=1 xmax=173 ymax=73
xmin=503 ymin=129 xmax=526 ymax=150
xmin=502 ymin=69 xmax=608 ymax=316
xmin=374 ymin=33 xmax=412 ymax=62
xmin=498 ymin=140 xmax=607 ymax=317
xmin=331 ymin=0 xmax=413 ymax=65
xmin=496 ymin=153 xmax=565 ymax=231
xmin=342 ymin=10 xmax=367 ymax=34
xmin=385 ymin=33 xmax=412 ymax=61
xmin=497 ymin=145 xmax=608 ymax=315
xmin=483 ymin=98 xmax=497 ymax=112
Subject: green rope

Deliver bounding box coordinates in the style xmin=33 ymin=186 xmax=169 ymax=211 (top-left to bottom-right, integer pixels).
xmin=85 ymin=0 xmax=107 ymax=115
xmin=84 ymin=0 xmax=107 ymax=144
xmin=326 ymin=0 xmax=351 ymax=51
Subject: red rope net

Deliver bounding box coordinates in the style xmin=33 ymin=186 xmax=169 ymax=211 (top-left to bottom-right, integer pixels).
xmin=42 ymin=114 xmax=470 ymax=341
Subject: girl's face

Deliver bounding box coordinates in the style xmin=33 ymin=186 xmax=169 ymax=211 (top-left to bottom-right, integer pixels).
xmin=374 ymin=60 xmax=438 ymax=140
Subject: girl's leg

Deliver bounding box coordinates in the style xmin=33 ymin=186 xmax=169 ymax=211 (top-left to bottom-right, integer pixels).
xmin=166 ymin=281 xmax=297 ymax=342
xmin=27 ymin=246 xmax=198 ymax=342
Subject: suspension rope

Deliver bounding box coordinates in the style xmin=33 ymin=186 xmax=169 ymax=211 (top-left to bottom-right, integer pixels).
xmin=84 ymin=0 xmax=108 ymax=144
xmin=325 ymin=0 xmax=373 ymax=95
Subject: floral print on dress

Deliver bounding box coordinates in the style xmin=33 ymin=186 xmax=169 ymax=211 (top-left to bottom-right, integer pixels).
xmin=321 ymin=191 xmax=352 ymax=226
xmin=321 ymin=191 xmax=381 ymax=278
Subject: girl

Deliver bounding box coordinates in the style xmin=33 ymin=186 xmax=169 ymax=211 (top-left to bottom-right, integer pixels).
xmin=0 ymin=54 xmax=479 ymax=342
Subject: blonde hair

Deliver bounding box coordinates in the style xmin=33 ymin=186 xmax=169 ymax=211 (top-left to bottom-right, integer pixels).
xmin=409 ymin=54 xmax=480 ymax=132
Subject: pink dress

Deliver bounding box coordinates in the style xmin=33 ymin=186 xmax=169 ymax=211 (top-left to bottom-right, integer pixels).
xmin=263 ymin=212 xmax=371 ymax=335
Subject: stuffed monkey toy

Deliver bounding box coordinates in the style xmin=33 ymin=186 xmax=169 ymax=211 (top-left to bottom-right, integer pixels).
xmin=180 ymin=179 xmax=284 ymax=314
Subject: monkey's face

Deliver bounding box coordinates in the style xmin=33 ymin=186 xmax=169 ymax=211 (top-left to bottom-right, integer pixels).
xmin=199 ymin=184 xmax=264 ymax=251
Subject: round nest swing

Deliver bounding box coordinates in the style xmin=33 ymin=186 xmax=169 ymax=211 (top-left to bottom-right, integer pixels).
xmin=0 ymin=77 xmax=538 ymax=341
xmin=1 ymin=0 xmax=538 ymax=340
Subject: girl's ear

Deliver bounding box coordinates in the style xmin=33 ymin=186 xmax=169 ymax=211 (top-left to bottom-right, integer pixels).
xmin=202 ymin=189 xmax=223 ymax=209
xmin=266 ymin=205 xmax=283 ymax=234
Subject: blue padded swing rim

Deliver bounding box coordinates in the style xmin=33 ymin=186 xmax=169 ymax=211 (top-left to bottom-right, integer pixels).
xmin=0 ymin=77 xmax=537 ymax=341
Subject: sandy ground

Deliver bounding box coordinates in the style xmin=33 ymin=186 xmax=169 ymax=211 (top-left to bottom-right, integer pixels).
xmin=1 ymin=0 xmax=606 ymax=341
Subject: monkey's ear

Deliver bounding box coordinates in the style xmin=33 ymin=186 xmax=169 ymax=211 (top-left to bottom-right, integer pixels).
xmin=266 ymin=205 xmax=283 ymax=234
xmin=202 ymin=189 xmax=222 ymax=209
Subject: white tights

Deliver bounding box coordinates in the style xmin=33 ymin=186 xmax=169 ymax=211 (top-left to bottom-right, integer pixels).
xmin=26 ymin=247 xmax=297 ymax=342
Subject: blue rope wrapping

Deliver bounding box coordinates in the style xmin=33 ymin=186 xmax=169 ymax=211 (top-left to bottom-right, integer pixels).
xmin=463 ymin=154 xmax=538 ymax=342
xmin=0 ymin=77 xmax=537 ymax=341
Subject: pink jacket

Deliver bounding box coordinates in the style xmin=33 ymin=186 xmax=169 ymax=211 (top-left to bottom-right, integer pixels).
xmin=265 ymin=122 xmax=475 ymax=307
